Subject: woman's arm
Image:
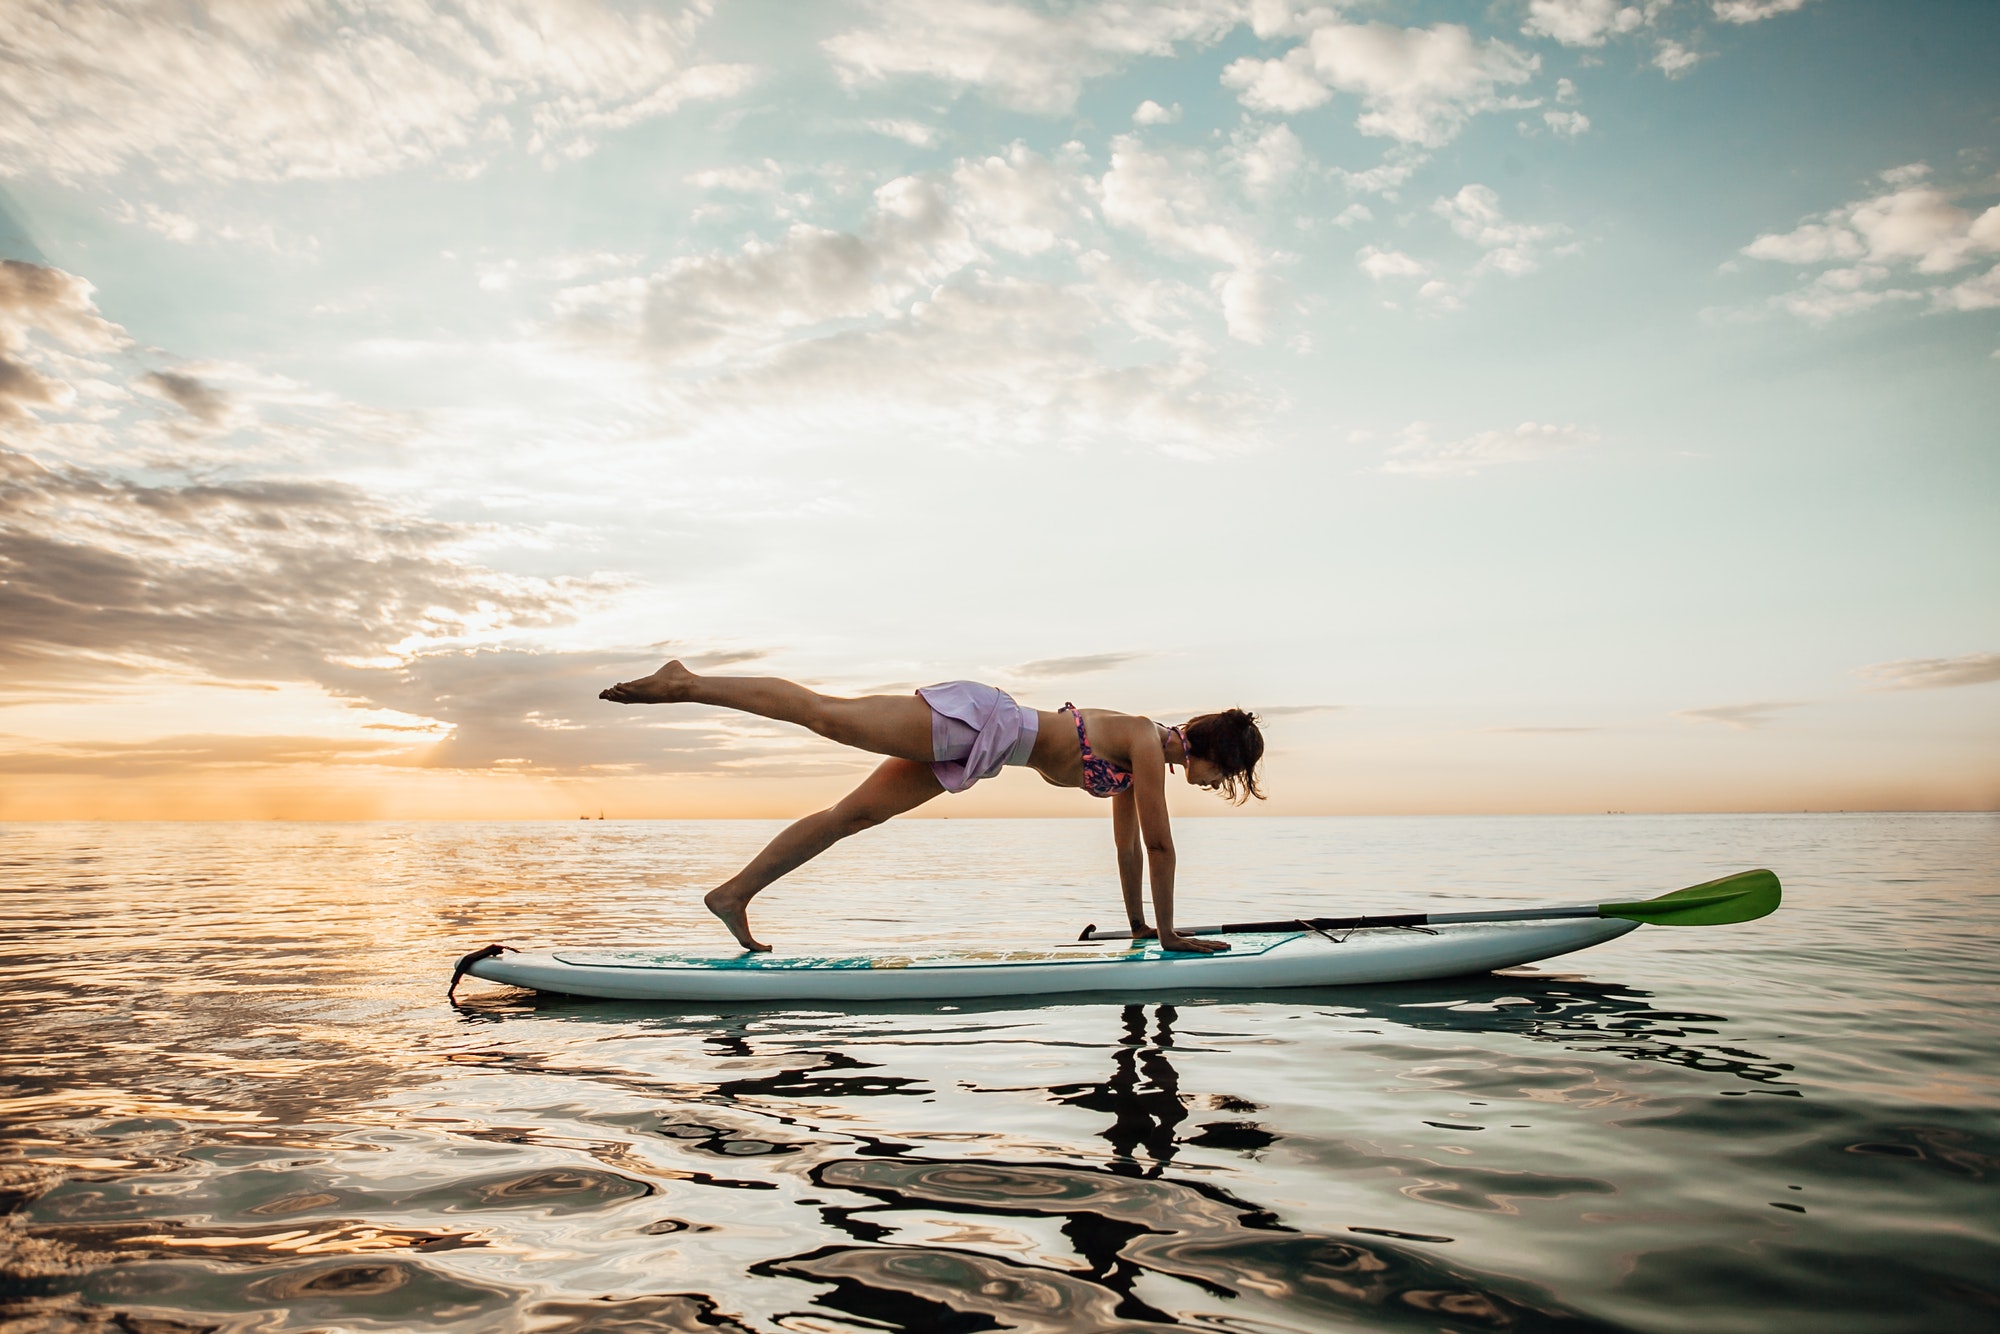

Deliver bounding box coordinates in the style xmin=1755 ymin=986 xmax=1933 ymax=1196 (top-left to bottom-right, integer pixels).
xmin=1110 ymin=790 xmax=1149 ymax=936
xmin=1125 ymin=721 xmax=1229 ymax=954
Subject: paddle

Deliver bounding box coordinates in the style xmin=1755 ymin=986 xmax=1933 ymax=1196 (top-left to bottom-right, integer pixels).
xmin=1077 ymin=869 xmax=1781 ymax=941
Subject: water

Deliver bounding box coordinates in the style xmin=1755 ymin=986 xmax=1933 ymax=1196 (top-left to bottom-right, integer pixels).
xmin=2 ymin=814 xmax=1996 ymax=1332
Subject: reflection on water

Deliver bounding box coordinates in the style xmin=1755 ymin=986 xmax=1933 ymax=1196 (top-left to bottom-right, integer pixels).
xmin=3 ymin=815 xmax=1999 ymax=1332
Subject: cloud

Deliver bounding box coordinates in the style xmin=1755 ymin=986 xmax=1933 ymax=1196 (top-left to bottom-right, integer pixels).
xmin=562 ymin=149 xmax=1103 ymax=364
xmin=109 ymin=201 xmax=304 ymax=254
xmin=867 ymin=119 xmax=941 ymax=148
xmin=1133 ymin=100 xmax=1183 ymax=126
xmin=0 ymin=733 xmax=414 ymax=776
xmin=1432 ymin=184 xmax=1571 ymax=274
xmin=1856 ymin=653 xmax=2000 ymax=692
xmin=1713 ymin=0 xmax=1815 ymax=22
xmin=1378 ymin=421 xmax=1597 ymax=476
xmin=1522 ymin=0 xmax=1649 ymax=47
xmin=1676 ymin=701 xmax=1800 ymax=730
xmin=320 ymin=646 xmax=825 ymax=774
xmin=953 ymin=144 xmax=1096 ymax=256
xmin=0 ymin=260 xmax=129 ymax=421
xmin=137 ymin=370 xmax=234 ymax=425
xmin=1739 ymin=166 xmax=2000 ymax=321
xmin=557 ymin=177 xmax=973 ymax=366
xmin=1223 ymin=19 xmax=1538 ymax=147
xmin=1543 ymin=109 xmax=1590 ymax=137
xmin=1333 ymin=148 xmax=1428 ymax=198
xmin=661 ymin=274 xmax=1267 ymax=458
xmin=1100 ymin=135 xmax=1279 ymax=342
xmin=0 ymin=446 xmax=585 ymax=690
xmin=1357 ymin=246 xmax=1429 ymax=280
xmin=0 ymin=0 xmax=756 ymax=183
xmin=823 ymin=0 xmax=1241 ymax=114
xmin=1651 ymin=39 xmax=1703 ymax=77
xmin=1742 ymin=222 xmax=1863 ymax=265
xmin=1010 ymin=652 xmax=1145 ymax=678
xmin=1230 ymin=122 xmax=1306 ymax=199
xmin=685 ymin=161 xmax=788 ymax=193
xmin=543 ymin=144 xmax=1275 ymax=455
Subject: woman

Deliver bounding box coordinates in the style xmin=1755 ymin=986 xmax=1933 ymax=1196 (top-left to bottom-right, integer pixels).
xmin=600 ymin=661 xmax=1265 ymax=954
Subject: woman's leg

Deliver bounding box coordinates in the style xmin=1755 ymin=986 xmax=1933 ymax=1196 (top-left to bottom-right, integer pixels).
xmin=704 ymin=758 xmax=944 ymax=951
xmin=601 ymin=660 xmax=934 ymax=762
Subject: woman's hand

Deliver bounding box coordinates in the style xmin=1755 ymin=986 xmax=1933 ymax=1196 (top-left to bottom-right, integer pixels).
xmin=1158 ymin=932 xmax=1231 ymax=954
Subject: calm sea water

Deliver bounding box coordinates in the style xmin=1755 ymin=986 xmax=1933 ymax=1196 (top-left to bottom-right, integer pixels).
xmin=1 ymin=814 xmax=1996 ymax=1333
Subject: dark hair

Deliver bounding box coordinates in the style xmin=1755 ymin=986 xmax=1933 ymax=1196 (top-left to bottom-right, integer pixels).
xmin=1183 ymin=708 xmax=1265 ymax=804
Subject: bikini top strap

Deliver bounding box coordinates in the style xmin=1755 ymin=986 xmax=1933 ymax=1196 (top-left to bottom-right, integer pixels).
xmin=1063 ymin=703 xmax=1090 ymax=756
xmin=1166 ymin=723 xmax=1185 ymax=771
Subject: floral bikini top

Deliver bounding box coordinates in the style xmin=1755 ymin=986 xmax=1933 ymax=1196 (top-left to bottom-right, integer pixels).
xmin=1062 ymin=704 xmax=1187 ymax=799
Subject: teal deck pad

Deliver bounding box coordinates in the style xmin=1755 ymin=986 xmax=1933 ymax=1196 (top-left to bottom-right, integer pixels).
xmin=554 ymin=932 xmax=1306 ymax=972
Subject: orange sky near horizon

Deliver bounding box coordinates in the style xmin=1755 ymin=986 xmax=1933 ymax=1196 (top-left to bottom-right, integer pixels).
xmin=4 ymin=693 xmax=1992 ymax=821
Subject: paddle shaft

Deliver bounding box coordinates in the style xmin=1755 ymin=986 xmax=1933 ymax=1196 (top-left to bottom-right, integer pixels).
xmin=1078 ymin=904 xmax=1601 ymax=942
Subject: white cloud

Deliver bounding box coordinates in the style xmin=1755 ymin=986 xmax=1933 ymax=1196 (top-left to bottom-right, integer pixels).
xmin=1850 ymin=187 xmax=2000 ymax=273
xmin=1856 ymin=652 xmax=2000 ymax=691
xmin=1357 ymin=246 xmax=1429 ymax=280
xmin=1231 ymin=123 xmax=1307 ymax=198
xmin=476 ymin=250 xmax=639 ymax=294
xmin=664 ymin=274 xmax=1267 ymax=458
xmin=1742 ymin=222 xmax=1864 ymax=265
xmin=1417 ymin=279 xmax=1462 ymax=309
xmin=1652 ymin=39 xmax=1703 ymax=77
xmin=1221 ymin=48 xmax=1334 ymax=115
xmin=1433 ymin=184 xmax=1571 ymax=275
xmin=867 ymin=119 xmax=942 ymax=148
xmin=1099 ymin=135 xmax=1278 ymax=342
xmin=1522 ymin=0 xmax=1647 ymax=47
xmin=686 ymin=161 xmax=788 ymax=193
xmin=1223 ymin=19 xmax=1538 ymax=147
xmin=1543 ymin=109 xmax=1590 ymax=137
xmin=1334 ymin=148 xmax=1429 ymax=198
xmin=1935 ymin=264 xmax=2000 ymax=312
xmin=1133 ymin=100 xmax=1183 ymax=125
xmin=952 ymin=143 xmax=1094 ymax=255
xmin=1740 ymin=167 xmax=2000 ymax=320
xmin=109 ymin=201 xmax=306 ymax=254
xmin=0 ymin=0 xmax=756 ymax=183
xmin=1777 ymin=275 xmax=1920 ymax=324
xmin=544 ymin=148 xmax=1271 ymax=454
xmin=1378 ymin=420 xmax=1596 ymax=475
xmin=824 ymin=0 xmax=1242 ymax=114
xmin=1332 ymin=203 xmax=1373 ymax=228
xmin=1713 ymin=0 xmax=1815 ymax=22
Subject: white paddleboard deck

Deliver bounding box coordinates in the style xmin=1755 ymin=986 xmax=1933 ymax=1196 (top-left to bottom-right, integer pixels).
xmin=465 ymin=917 xmax=1640 ymax=1002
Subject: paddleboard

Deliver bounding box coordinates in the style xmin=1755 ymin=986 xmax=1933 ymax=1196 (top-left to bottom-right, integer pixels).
xmin=461 ymin=916 xmax=1640 ymax=1002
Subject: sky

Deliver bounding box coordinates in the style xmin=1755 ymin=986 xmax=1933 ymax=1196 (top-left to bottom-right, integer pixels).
xmin=0 ymin=0 xmax=1996 ymax=821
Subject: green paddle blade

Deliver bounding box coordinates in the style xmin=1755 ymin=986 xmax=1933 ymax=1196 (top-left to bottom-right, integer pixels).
xmin=1598 ymin=869 xmax=1782 ymax=926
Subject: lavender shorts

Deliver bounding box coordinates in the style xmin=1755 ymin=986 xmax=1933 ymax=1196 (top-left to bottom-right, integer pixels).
xmin=916 ymin=680 xmax=1039 ymax=793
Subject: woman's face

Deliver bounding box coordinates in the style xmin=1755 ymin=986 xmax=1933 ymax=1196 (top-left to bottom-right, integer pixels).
xmin=1185 ymin=757 xmax=1228 ymax=791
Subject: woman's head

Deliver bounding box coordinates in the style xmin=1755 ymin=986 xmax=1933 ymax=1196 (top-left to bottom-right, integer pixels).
xmin=1182 ymin=708 xmax=1265 ymax=804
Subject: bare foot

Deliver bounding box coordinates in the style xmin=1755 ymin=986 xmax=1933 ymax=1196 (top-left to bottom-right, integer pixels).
xmin=704 ymin=886 xmax=771 ymax=952
xmin=600 ymin=659 xmax=697 ymax=705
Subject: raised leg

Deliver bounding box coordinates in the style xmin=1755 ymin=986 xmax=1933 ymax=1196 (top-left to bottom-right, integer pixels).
xmin=704 ymin=758 xmax=945 ymax=950
xmin=601 ymin=660 xmax=934 ymax=762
